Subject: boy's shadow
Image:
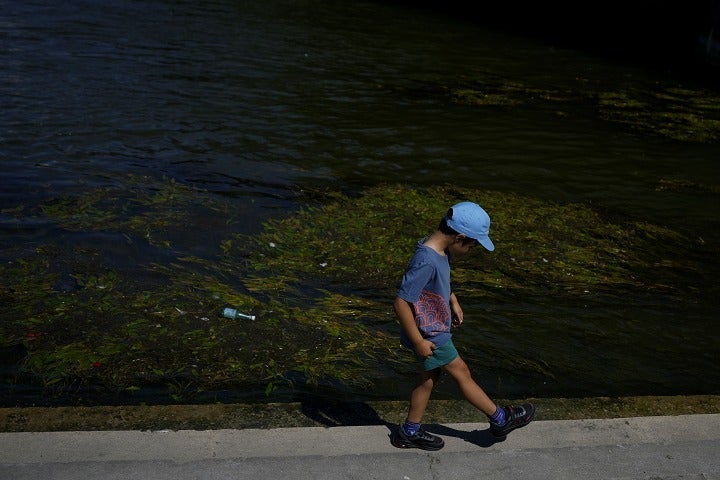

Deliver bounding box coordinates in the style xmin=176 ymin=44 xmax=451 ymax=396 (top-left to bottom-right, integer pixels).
xmin=300 ymin=398 xmax=395 ymax=429
xmin=299 ymin=398 xmax=504 ymax=449
xmin=423 ymin=423 xmax=506 ymax=448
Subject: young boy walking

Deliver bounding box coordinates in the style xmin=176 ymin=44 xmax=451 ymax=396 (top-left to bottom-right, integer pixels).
xmin=392 ymin=201 xmax=535 ymax=451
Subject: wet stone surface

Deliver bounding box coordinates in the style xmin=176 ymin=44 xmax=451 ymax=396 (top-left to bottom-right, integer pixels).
xmin=1 ymin=395 xmax=718 ymax=432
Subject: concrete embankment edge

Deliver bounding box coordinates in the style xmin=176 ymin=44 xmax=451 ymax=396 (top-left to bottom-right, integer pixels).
xmin=1 ymin=395 xmax=719 ymax=432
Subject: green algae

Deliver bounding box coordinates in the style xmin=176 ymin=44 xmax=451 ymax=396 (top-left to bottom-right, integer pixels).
xmin=442 ymin=78 xmax=720 ymax=143
xmin=597 ymin=88 xmax=720 ymax=142
xmin=0 ymin=178 xmax=713 ymax=405
xmin=225 ymin=184 xmax=704 ymax=299
xmin=36 ymin=174 xmax=236 ymax=248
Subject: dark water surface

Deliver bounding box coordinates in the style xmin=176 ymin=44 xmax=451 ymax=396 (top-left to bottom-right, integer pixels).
xmin=2 ymin=0 xmax=719 ymax=404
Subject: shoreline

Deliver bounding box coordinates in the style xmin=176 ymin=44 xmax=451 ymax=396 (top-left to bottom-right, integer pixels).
xmin=2 ymin=394 xmax=719 ymax=432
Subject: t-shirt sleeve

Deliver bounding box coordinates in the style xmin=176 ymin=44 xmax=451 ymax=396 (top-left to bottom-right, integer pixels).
xmin=397 ymin=260 xmax=434 ymax=304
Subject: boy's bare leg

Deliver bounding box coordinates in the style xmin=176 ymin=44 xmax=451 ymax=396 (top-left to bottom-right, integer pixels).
xmin=395 ymin=368 xmax=446 ymax=451
xmin=406 ymin=369 xmax=440 ymax=423
xmin=442 ymin=355 xmax=498 ymax=416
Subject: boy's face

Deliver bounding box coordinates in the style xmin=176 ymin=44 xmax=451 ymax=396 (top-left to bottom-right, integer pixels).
xmin=448 ymin=235 xmax=479 ymax=256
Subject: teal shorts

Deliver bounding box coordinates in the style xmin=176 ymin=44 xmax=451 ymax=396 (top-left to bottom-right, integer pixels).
xmin=419 ymin=340 xmax=459 ymax=371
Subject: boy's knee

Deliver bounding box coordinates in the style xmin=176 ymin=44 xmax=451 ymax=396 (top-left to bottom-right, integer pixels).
xmin=447 ymin=355 xmax=467 ymax=370
xmin=446 ymin=357 xmax=472 ymax=379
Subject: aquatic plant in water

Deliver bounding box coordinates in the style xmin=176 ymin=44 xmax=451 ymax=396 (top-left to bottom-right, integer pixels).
xmin=443 ymin=78 xmax=720 ymax=143
xmin=225 ymin=184 xmax=702 ymax=297
xmin=596 ymin=88 xmax=720 ymax=142
xmin=0 ymin=178 xmax=710 ymax=404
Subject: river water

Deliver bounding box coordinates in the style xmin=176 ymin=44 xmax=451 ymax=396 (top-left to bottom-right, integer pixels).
xmin=1 ymin=0 xmax=719 ymax=404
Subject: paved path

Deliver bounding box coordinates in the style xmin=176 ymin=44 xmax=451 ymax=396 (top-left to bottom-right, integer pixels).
xmin=1 ymin=414 xmax=719 ymax=479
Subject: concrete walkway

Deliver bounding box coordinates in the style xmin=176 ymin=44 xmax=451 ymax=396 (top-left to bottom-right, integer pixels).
xmin=1 ymin=414 xmax=719 ymax=479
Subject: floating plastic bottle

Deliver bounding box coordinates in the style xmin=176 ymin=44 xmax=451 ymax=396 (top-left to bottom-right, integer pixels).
xmin=221 ymin=307 xmax=256 ymax=321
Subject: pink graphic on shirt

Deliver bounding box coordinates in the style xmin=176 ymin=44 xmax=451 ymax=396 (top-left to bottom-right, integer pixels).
xmin=413 ymin=290 xmax=451 ymax=335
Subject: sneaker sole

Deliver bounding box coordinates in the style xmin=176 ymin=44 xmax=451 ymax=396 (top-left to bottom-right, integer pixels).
xmin=391 ymin=432 xmax=445 ymax=451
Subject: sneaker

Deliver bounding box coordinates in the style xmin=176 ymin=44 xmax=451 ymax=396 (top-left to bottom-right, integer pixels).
xmin=489 ymin=403 xmax=536 ymax=437
xmin=392 ymin=425 xmax=445 ymax=451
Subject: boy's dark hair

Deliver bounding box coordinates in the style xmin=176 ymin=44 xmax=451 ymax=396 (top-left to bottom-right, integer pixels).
xmin=438 ymin=208 xmax=460 ymax=235
xmin=439 ymin=208 xmax=477 ymax=245
xmin=438 ymin=214 xmax=459 ymax=235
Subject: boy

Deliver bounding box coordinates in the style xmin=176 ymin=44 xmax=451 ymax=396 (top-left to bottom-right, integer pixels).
xmin=392 ymin=201 xmax=535 ymax=451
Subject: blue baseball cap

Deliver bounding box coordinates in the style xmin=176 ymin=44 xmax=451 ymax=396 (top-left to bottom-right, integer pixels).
xmin=445 ymin=201 xmax=495 ymax=251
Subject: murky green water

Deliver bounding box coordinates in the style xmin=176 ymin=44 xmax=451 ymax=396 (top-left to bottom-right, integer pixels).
xmin=1 ymin=0 xmax=718 ymax=406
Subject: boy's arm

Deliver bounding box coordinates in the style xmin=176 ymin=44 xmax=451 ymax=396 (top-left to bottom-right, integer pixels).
xmin=393 ymin=296 xmax=435 ymax=358
xmin=450 ymin=292 xmax=464 ymax=327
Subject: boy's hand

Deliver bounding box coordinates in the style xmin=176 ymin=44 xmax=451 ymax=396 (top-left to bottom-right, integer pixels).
xmin=450 ymin=292 xmax=463 ymax=327
xmin=451 ymin=305 xmax=464 ymax=327
xmin=414 ymin=339 xmax=436 ymax=359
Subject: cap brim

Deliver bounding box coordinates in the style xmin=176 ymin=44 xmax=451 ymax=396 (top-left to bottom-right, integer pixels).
xmin=478 ymin=237 xmax=495 ymax=252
